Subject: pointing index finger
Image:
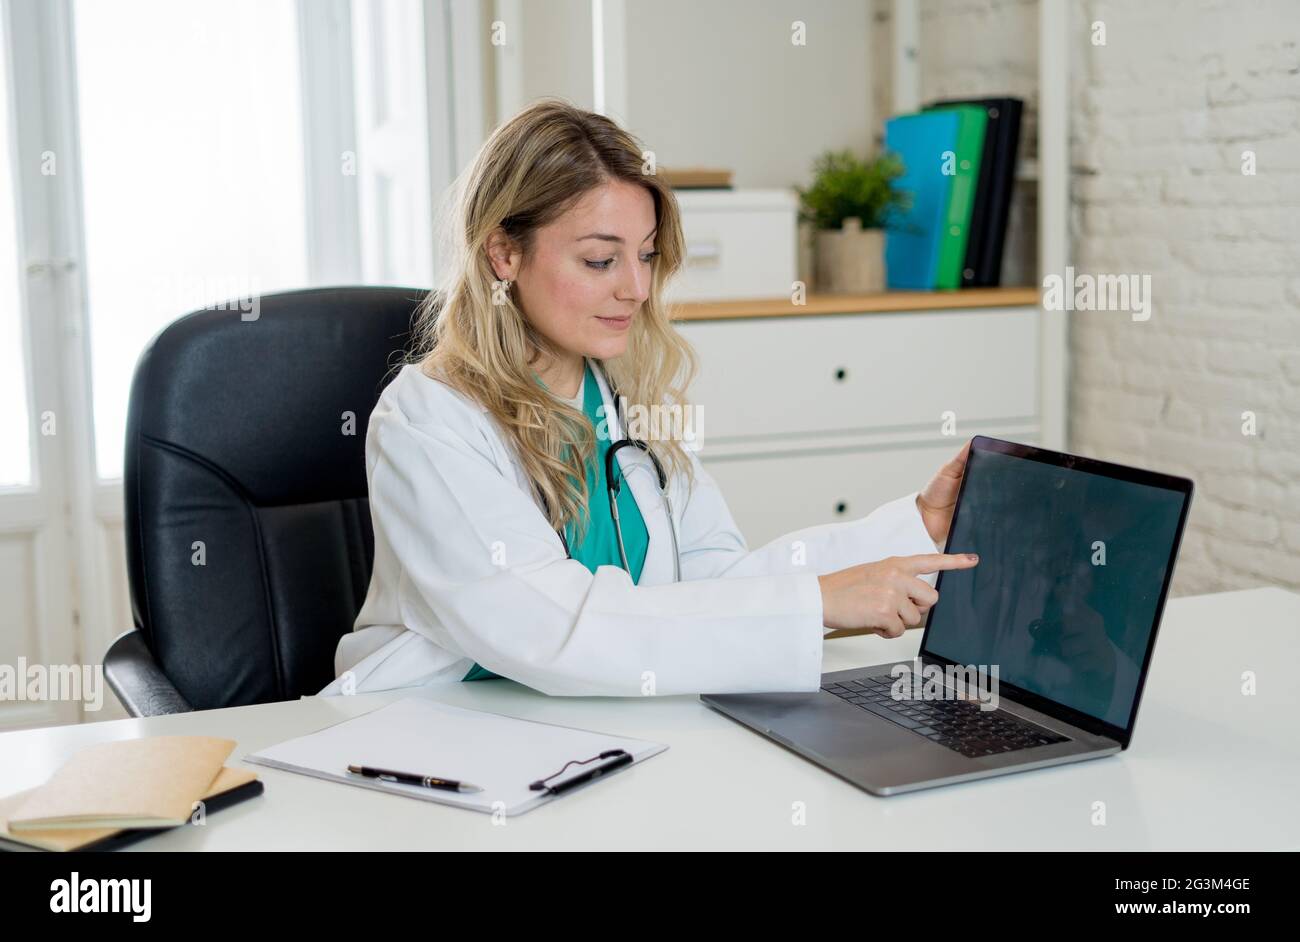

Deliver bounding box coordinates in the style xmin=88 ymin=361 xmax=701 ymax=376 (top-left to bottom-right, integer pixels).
xmin=902 ymin=553 xmax=980 ymax=573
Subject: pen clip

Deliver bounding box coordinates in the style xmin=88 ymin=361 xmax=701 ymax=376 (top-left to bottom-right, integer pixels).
xmin=529 ymin=749 xmax=630 ymax=792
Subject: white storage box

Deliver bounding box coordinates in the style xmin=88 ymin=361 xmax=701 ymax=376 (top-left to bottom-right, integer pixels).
xmin=665 ymin=188 xmax=798 ymax=302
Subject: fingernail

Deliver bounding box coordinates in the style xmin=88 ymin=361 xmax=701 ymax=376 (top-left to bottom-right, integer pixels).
xmin=967 ymin=554 xmax=979 ymax=562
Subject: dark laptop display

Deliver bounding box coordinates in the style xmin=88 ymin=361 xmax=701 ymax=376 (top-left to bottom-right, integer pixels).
xmin=923 ymin=440 xmax=1191 ymax=731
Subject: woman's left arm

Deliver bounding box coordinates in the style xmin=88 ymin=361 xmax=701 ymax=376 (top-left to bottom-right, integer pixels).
xmin=674 ymin=440 xmax=971 ymax=586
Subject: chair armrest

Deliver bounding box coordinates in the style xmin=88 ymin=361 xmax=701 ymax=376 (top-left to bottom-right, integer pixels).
xmin=104 ymin=629 xmax=193 ymax=717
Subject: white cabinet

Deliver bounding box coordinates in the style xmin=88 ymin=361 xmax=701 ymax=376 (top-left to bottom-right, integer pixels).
xmin=676 ymin=306 xmax=1041 ymax=548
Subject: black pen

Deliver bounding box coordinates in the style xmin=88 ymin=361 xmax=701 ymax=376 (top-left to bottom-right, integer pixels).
xmin=346 ymin=764 xmax=483 ymax=793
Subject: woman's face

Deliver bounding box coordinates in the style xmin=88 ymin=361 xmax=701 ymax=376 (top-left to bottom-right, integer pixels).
xmin=491 ymin=179 xmax=659 ymax=364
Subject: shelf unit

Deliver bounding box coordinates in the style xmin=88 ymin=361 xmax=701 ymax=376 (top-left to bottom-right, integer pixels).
xmin=887 ymin=0 xmax=1067 ymax=451
xmin=582 ymin=0 xmax=1069 ymax=545
xmin=585 ymin=0 xmax=1068 ymax=451
xmin=673 ymin=287 xmax=1041 ymax=322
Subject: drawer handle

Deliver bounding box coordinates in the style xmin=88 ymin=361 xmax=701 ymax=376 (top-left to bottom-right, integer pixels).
xmin=835 ymin=501 xmax=849 ymax=515
xmin=833 ymin=367 xmax=847 ymax=382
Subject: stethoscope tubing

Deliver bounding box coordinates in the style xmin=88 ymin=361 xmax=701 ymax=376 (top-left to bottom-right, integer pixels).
xmin=551 ymin=361 xmax=682 ymax=583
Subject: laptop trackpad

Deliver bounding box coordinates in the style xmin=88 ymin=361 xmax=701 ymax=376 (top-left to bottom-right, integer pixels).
xmin=718 ymin=691 xmax=928 ymax=762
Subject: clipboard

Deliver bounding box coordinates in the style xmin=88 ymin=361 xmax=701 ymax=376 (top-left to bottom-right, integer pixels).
xmin=244 ymin=697 xmax=666 ymax=817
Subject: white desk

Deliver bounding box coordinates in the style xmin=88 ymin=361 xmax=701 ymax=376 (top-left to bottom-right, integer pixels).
xmin=2 ymin=587 xmax=1296 ymax=850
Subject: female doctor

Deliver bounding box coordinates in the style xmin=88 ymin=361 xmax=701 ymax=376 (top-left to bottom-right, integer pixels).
xmin=321 ymin=99 xmax=979 ymax=699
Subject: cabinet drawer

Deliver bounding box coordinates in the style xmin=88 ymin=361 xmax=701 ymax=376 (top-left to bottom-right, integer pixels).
xmin=677 ymin=308 xmax=1038 ymax=442
xmin=702 ymin=435 xmax=1038 ymax=550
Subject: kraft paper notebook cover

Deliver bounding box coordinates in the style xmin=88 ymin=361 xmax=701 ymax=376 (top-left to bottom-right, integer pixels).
xmin=7 ymin=735 xmax=235 ymax=831
xmin=0 ymin=767 xmax=263 ymax=852
xmin=245 ymin=697 xmax=667 ymax=817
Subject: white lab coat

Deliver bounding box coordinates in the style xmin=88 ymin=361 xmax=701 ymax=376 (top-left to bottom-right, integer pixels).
xmin=318 ymin=361 xmax=943 ymax=699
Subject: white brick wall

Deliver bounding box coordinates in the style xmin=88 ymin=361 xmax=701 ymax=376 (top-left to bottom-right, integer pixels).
xmin=877 ymin=0 xmax=1300 ymax=597
xmin=1071 ymin=0 xmax=1300 ymax=596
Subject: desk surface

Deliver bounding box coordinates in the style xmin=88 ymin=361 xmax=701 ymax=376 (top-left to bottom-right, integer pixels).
xmin=3 ymin=586 xmax=1296 ymax=851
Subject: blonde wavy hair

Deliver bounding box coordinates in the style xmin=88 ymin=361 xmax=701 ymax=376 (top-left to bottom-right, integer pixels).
xmin=406 ymin=98 xmax=698 ymax=540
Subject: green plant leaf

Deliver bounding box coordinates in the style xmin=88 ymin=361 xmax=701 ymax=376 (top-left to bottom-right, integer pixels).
xmin=795 ymin=148 xmax=910 ymax=231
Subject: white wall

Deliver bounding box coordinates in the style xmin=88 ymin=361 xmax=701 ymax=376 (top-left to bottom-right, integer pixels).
xmin=496 ymin=0 xmax=877 ymax=191
xmin=491 ymin=0 xmax=594 ymax=117
xmin=1069 ymin=0 xmax=1300 ymax=594
xmin=622 ymin=0 xmax=876 ymax=189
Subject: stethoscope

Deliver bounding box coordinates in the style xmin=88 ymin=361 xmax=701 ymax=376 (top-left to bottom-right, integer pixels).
xmin=538 ymin=359 xmax=682 ymax=583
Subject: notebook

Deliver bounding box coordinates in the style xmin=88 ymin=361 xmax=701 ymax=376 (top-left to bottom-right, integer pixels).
xmin=244 ymin=697 xmax=668 ymax=817
xmin=7 ymin=735 xmax=236 ymax=831
xmin=884 ymin=110 xmax=961 ymax=289
xmin=0 ymin=767 xmax=263 ymax=852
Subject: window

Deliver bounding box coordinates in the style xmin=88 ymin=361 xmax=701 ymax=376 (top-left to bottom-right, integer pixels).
xmin=72 ymin=0 xmax=311 ymax=481
xmin=0 ymin=0 xmax=471 ymax=728
xmin=351 ymin=0 xmax=433 ymax=287
xmin=34 ymin=0 xmax=448 ymax=482
xmin=0 ymin=18 xmax=32 ymax=488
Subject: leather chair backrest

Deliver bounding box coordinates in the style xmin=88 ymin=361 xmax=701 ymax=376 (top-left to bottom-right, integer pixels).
xmin=122 ymin=286 xmax=432 ymax=709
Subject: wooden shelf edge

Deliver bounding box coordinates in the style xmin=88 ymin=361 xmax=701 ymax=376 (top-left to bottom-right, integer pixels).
xmin=670 ymin=287 xmax=1041 ymax=322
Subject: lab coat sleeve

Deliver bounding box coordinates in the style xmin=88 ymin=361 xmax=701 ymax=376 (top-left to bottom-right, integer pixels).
xmin=365 ymin=411 xmax=825 ymax=697
xmin=675 ymin=449 xmax=946 ymax=587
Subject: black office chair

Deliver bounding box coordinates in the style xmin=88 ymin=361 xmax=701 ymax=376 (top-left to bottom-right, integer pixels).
xmin=105 ymin=285 xmax=434 ymax=716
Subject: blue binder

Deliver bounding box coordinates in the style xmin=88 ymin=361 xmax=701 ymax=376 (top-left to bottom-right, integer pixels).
xmin=884 ymin=111 xmax=961 ymax=290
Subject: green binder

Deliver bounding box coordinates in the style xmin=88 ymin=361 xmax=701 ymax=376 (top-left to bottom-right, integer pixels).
xmin=934 ymin=105 xmax=987 ymax=290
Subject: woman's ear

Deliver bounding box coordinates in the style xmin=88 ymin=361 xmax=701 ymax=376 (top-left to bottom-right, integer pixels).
xmin=485 ymin=227 xmax=520 ymax=282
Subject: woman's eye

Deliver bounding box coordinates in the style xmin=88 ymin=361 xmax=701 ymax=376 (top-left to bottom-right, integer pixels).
xmin=585 ymin=251 xmax=660 ymax=271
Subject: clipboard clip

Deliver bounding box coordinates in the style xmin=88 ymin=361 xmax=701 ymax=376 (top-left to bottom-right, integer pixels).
xmin=529 ymin=749 xmax=633 ymax=795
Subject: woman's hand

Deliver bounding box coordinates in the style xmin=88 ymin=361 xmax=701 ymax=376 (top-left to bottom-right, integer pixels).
xmin=818 ymin=553 xmax=979 ymax=638
xmin=917 ymin=439 xmax=972 ymax=545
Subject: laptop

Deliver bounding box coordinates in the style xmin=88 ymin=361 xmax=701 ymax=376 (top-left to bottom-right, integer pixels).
xmin=701 ymin=435 xmax=1194 ymax=796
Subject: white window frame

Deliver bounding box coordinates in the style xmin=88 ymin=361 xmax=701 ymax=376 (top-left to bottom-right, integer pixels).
xmin=4 ymin=0 xmax=92 ymax=729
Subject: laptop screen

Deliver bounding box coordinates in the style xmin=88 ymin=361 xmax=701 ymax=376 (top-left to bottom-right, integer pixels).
xmin=921 ymin=442 xmax=1189 ymax=731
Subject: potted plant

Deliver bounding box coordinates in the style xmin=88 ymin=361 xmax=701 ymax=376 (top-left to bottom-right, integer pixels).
xmin=796 ymin=149 xmax=908 ymax=293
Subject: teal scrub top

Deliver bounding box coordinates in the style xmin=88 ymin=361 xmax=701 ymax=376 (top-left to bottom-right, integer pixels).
xmin=462 ymin=360 xmax=650 ymax=682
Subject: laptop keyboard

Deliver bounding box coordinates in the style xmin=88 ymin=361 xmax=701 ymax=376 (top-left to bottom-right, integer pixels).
xmin=822 ymin=673 xmax=1070 ymax=759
